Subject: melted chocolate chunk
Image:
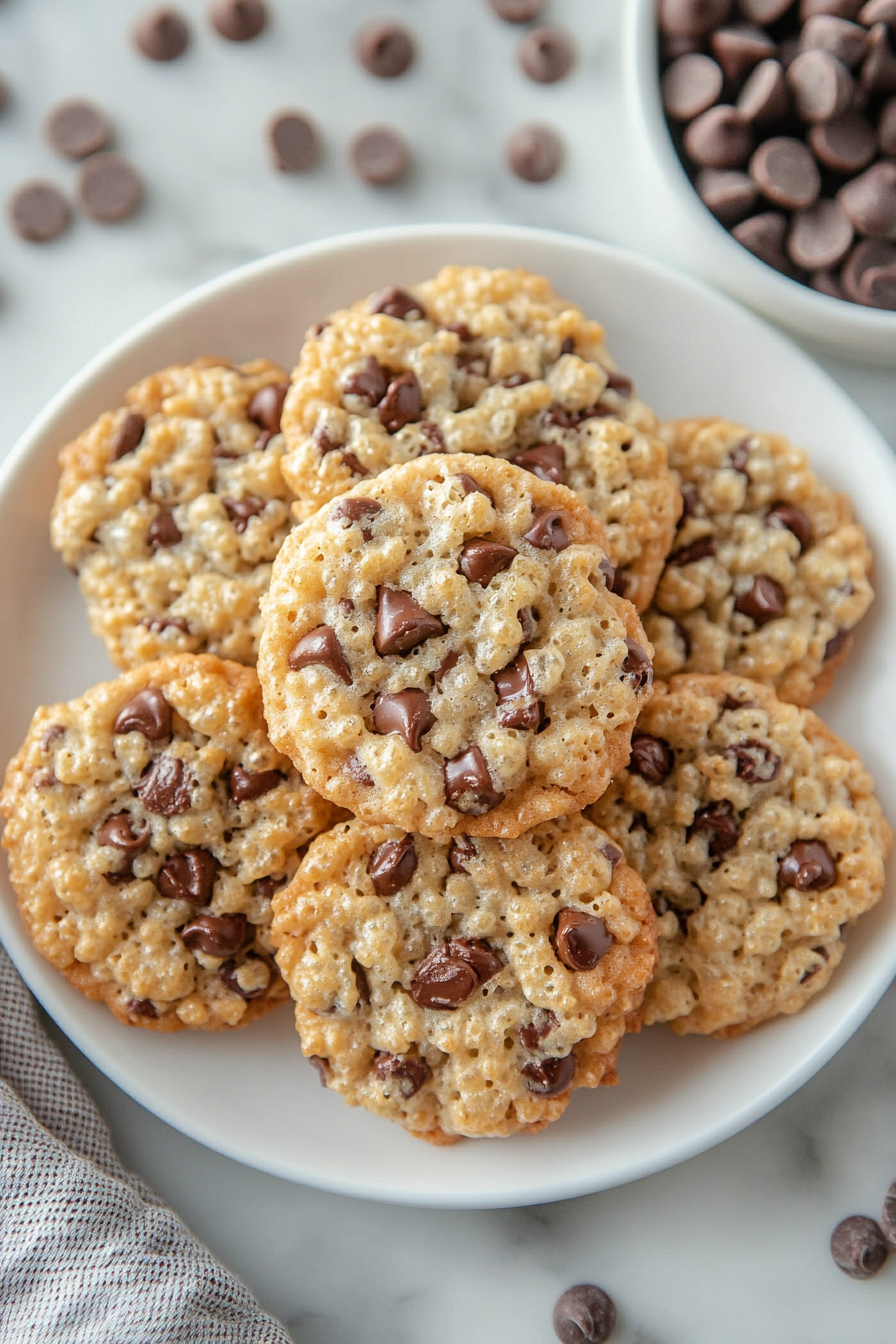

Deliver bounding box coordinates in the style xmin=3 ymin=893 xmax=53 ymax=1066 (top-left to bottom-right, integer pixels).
xmin=601 ymin=841 xmax=623 ymax=869
xmin=667 ymin=535 xmax=716 ymax=566
xmin=255 ymin=875 xmax=286 ymax=901
xmin=368 ymin=834 xmax=418 ymax=895
xmin=620 ymin=639 xmax=653 ymax=693
xmin=372 ymin=689 xmax=435 ymax=752
xmin=230 ymin=764 xmax=282 ymax=802
xmin=723 ymin=737 xmax=781 ymax=783
xmin=543 ymin=403 xmax=575 ymax=429
xmin=443 ymin=746 xmax=505 ymax=814
xmin=221 ymin=952 xmax=271 ymax=1001
xmin=779 ymin=840 xmax=837 ymax=891
xmin=520 ymin=1008 xmax=559 ymax=1050
xmin=824 ymin=628 xmax=850 ymax=661
xmin=223 ymin=496 xmax=265 ymax=533
xmin=433 ymin=649 xmax=461 ymax=685
xmin=410 ymin=937 xmax=502 ymax=1009
xmin=523 ymin=509 xmax=570 ymax=551
xmin=111 ymin=412 xmax=146 ymax=460
xmin=352 ymin=958 xmax=371 ymax=1007
xmin=492 ymin=655 xmax=542 ymax=730
xmin=690 ymin=799 xmax=739 ymax=855
xmin=455 ymin=472 xmax=494 ymax=502
xmin=552 ymin=909 xmax=613 ymax=971
xmin=522 ymin=1053 xmax=576 ymax=1096
xmin=378 ymin=371 xmax=422 ymax=433
xmin=629 ymin=734 xmax=673 ymax=783
xmin=180 ymin=912 xmax=248 ymax=958
xmin=343 ymin=355 xmax=388 ymax=405
xmin=157 ymin=848 xmax=217 ymax=903
xmin=288 ymin=625 xmax=352 ymax=683
xmin=330 ymin=498 xmax=382 ymax=542
xmin=147 ymin=508 xmax=182 ymax=549
xmin=512 ymin=443 xmax=567 ymax=485
xmin=448 ymin=835 xmax=477 ymax=873
xmin=730 ymin=439 xmax=751 ymax=475
xmin=134 ymin=756 xmax=193 ymax=816
xmin=459 ymin=538 xmax=517 ymax=586
xmin=339 ymin=451 xmax=369 ymax=478
xmin=96 ymin=812 xmax=150 ymax=852
xmin=308 ymin=1055 xmax=330 ymax=1086
xmin=369 ymin=286 xmax=424 ymax=320
xmin=598 ymin=556 xmax=616 ymax=591
xmin=374 ymin=588 xmax=445 ymax=656
xmin=517 ymin=606 xmax=539 ymax=641
xmin=314 ymin=423 xmax=343 ymax=456
xmin=766 ymin=502 xmax=813 ymax=553
xmin=605 ymin=369 xmax=634 ymax=397
xmin=419 ymin=421 xmax=446 ymax=453
xmin=114 ymin=688 xmax=172 ymax=741
xmin=680 ymin=483 xmax=700 ymax=517
xmin=40 ymin=725 xmax=65 ymax=753
xmin=347 ymin=754 xmax=375 ymax=787
xmin=372 ymin=1052 xmax=430 ymax=1098
xmin=127 ymin=998 xmax=158 ymax=1019
xmin=247 ymin=383 xmax=288 ymax=434
xmin=734 ymin=575 xmax=786 ymax=624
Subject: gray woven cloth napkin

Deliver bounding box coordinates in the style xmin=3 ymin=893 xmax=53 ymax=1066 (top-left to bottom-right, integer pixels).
xmin=0 ymin=943 xmax=292 ymax=1344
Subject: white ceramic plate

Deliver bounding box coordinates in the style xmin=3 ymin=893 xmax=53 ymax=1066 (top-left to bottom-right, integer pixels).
xmin=2 ymin=225 xmax=894 ymax=1210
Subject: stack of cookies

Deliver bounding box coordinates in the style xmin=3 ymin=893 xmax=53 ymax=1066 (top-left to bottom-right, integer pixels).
xmin=2 ymin=266 xmax=890 ymax=1146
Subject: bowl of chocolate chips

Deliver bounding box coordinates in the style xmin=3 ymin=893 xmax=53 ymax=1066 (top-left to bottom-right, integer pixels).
xmin=626 ymin=0 xmax=896 ymax=363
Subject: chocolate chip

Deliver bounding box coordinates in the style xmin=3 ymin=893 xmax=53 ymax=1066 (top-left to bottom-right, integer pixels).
xmin=660 ymin=0 xmax=731 ymax=37
xmin=742 ymin=0 xmax=795 ymax=17
xmin=520 ymin=1008 xmax=559 ymax=1050
xmin=221 ymin=952 xmax=271 ymax=1000
xmin=368 ymin=835 xmax=418 ymax=896
xmin=766 ymin=502 xmax=813 ymax=551
xmin=490 ymin=0 xmax=544 ymax=20
xmin=731 ymin=439 xmax=752 ymax=477
xmin=356 ymin=21 xmax=414 ymax=78
xmin=268 ymin=112 xmax=319 ymax=172
xmin=255 ymin=875 xmax=285 ymax=901
xmin=420 ymin=421 xmax=446 ymax=453
xmin=882 ymin=98 xmax=896 ymax=156
xmin=601 ymin=842 xmax=623 ymax=870
xmin=180 ymin=912 xmax=248 ymax=958
xmin=511 ymin=443 xmax=566 ymax=486
xmin=861 ymin=264 xmax=896 ymax=309
xmin=734 ymin=574 xmax=786 ymax=624
xmin=842 ymin=238 xmax=896 ymax=302
xmin=111 ymin=411 xmax=146 ymax=459
xmin=459 ymin=538 xmax=518 ymax=587
xmin=594 ymin=559 xmax=616 ymax=596
xmin=114 ymin=688 xmax=172 ymax=740
xmin=522 ymin=1054 xmax=576 ymax=1096
xmin=344 ymin=356 xmax=388 ymax=406
xmin=443 ymin=746 xmax=505 ymax=814
xmin=811 ymin=268 xmax=848 ymax=298
xmin=372 ymin=1052 xmax=430 ymax=1098
xmin=809 ymin=112 xmax=878 ymax=175
xmin=448 ymin=835 xmax=477 ymax=873
xmin=803 ymin=14 xmax=868 ymax=67
xmin=158 ymin=848 xmax=217 ymax=902
xmin=685 ymin=105 xmax=755 ymax=169
xmin=738 ymin=59 xmax=790 ymax=125
xmin=378 ymin=371 xmax=422 ymax=432
xmin=724 ymin=737 xmax=782 ymax=782
xmin=779 ymin=839 xmax=837 ymax=890
xmin=349 ymin=126 xmax=409 ymax=185
xmin=861 ymin=0 xmax=896 ymax=24
xmin=330 ymin=497 xmax=382 ymax=541
xmin=135 ymin=756 xmax=193 ymax=816
xmin=799 ymin=944 xmax=830 ymax=982
xmin=375 ymin=588 xmax=445 ymax=656
xmin=552 ymin=1283 xmax=617 ymax=1344
xmin=230 ymin=764 xmax=281 ymax=802
xmin=347 ymin=754 xmax=375 ymax=787
xmin=667 ymin=534 xmax=716 ymax=566
xmin=620 ymin=639 xmax=654 ymax=693
xmin=860 ymin=21 xmax=896 ymax=96
xmin=493 ymin=655 xmax=542 ymax=730
xmin=351 ymin=958 xmax=371 ymax=1007
xmin=248 ymin=382 xmax=287 ymax=433
xmin=97 ymin=812 xmax=150 ymax=852
xmin=838 ymin=162 xmax=896 ymax=239
xmin=210 ymin=0 xmax=267 ymax=42
xmin=373 ymin=689 xmax=436 ymax=752
xmin=691 ymin=799 xmax=740 ymax=854
xmin=751 ymin=137 xmax=821 ymax=210
xmin=630 ymin=734 xmax=673 ymax=783
xmin=881 ymin=1180 xmax=896 ymax=1249
xmin=507 ymin=124 xmax=564 ymax=182
xmin=45 ymin=100 xmax=111 ymax=160
xmin=127 ymin=998 xmax=158 ymax=1020
xmin=552 ymin=909 xmax=613 ymax=972
xmin=133 ymin=7 xmax=191 ymax=61
xmin=147 ymin=508 xmax=182 ymax=549
xmin=410 ymin=938 xmax=502 ymax=1009
xmin=523 ymin=509 xmax=570 ymax=551
xmin=663 ymin=53 xmax=724 ymax=121
xmin=678 ymin=484 xmax=699 ymax=516
xmin=732 ymin=210 xmax=791 ymax=271
xmin=142 ymin=616 xmax=189 ymax=634
xmin=831 ymin=1216 xmax=889 ymax=1279
xmin=789 ymin=199 xmax=853 ymax=270
xmin=9 ymin=182 xmax=70 ymax=242
xmin=543 ymin=403 xmax=575 ymax=429
xmin=308 ymin=1055 xmax=329 ymax=1086
xmin=78 ymin=153 xmax=141 ymax=224
xmin=456 ymin=472 xmax=494 ymax=502
xmin=289 ymin=625 xmax=353 ymax=683
xmin=339 ymin=451 xmax=368 ymax=478
xmin=519 ymin=26 xmax=575 ymax=83
xmin=711 ymin=24 xmax=776 ymax=82
xmin=369 ymin=286 xmax=425 ymax=320
xmin=40 ymin=725 xmax=65 ymax=752
xmin=787 ymin=49 xmax=855 ymax=123
xmin=433 ymin=649 xmax=461 ymax=685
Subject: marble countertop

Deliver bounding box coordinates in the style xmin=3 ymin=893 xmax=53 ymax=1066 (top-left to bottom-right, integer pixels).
xmin=2 ymin=2 xmax=896 ymax=1340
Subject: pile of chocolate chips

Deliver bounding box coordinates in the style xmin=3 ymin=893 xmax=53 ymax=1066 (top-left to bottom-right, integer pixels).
xmin=830 ymin=1177 xmax=896 ymax=1278
xmin=658 ymin=0 xmax=896 ymax=310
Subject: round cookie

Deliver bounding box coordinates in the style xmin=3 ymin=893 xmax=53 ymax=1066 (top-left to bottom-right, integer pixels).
xmin=0 ymin=655 xmax=337 ymax=1031
xmin=643 ymin=417 xmax=874 ymax=706
xmin=50 ymin=357 xmax=295 ymax=669
xmin=587 ymin=674 xmax=891 ymax=1038
xmin=271 ymin=814 xmax=657 ymax=1143
xmin=258 ymin=453 xmax=654 ymax=839
xmin=279 ymin=265 xmax=680 ymax=610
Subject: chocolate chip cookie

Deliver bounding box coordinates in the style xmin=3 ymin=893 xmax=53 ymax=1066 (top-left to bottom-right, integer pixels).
xmin=50 ymin=358 xmax=294 ymax=669
xmin=271 ymin=814 xmax=657 ymax=1142
xmin=588 ymin=674 xmax=891 ymax=1037
xmin=258 ymin=453 xmax=654 ymax=839
xmin=643 ymin=417 xmax=874 ymax=706
xmin=278 ymin=265 xmax=680 ymax=610
xmin=0 ymin=655 xmax=337 ymax=1031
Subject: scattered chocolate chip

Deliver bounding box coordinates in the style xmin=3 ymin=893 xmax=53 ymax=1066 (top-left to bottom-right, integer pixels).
xmin=96 ymin=812 xmax=150 ymax=852
xmin=443 ymin=746 xmax=505 ymax=814
xmin=663 ymin=52 xmax=725 ymax=120
xmin=630 ymin=734 xmax=673 ymax=783
xmin=410 ymin=938 xmax=502 ymax=1009
xmin=158 ymin=848 xmax=217 ymax=902
xmin=9 ymin=182 xmax=70 ymax=243
xmin=507 ymin=124 xmax=564 ymax=182
xmin=379 ymin=370 xmax=422 ymax=432
xmin=831 ymin=1216 xmax=889 ymax=1279
xmin=114 ymin=688 xmax=172 ymax=741
xmin=512 ymin=443 xmax=566 ymax=485
xmin=180 ymin=912 xmax=248 ymax=958
xmin=221 ymin=953 xmax=271 ymax=1000
xmin=738 ymin=58 xmax=790 ymax=124
xmin=732 ymin=210 xmax=791 ymax=271
xmin=779 ymin=839 xmax=837 ymax=889
xmin=490 ymin=0 xmax=544 ymax=20
xmin=375 ymin=588 xmax=445 ymax=656
xmin=789 ymin=198 xmax=853 ymax=270
xmin=127 ymin=998 xmax=158 ymax=1020
xmin=349 ymin=126 xmax=409 ymax=185
xmin=734 ymin=574 xmax=786 ymax=624
xmin=691 ymin=799 xmax=740 ymax=854
xmin=493 ymin=655 xmax=542 ymax=730
xmin=520 ymin=1008 xmax=559 ymax=1050
xmin=448 ymin=835 xmax=477 ymax=873
xmin=420 ymin=421 xmax=446 ymax=453
xmin=711 ymin=24 xmax=776 ymax=82
xmin=223 ymin=495 xmax=265 ymax=532
xmin=111 ymin=411 xmax=146 ymax=459
xmin=78 ymin=154 xmax=141 ymax=223
xmin=210 ymin=0 xmax=267 ymax=42
xmin=766 ymin=502 xmax=813 ymax=551
xmin=523 ymin=509 xmax=570 ymax=551
xmin=373 ymin=689 xmax=436 ymax=752
xmin=838 ymin=162 xmax=896 ymax=239
xmin=356 ymin=20 xmax=415 ymax=78
xmin=808 ymin=112 xmax=878 ymax=174
xmin=373 ymin=1052 xmax=430 ymax=1098
xmin=522 ymin=1054 xmax=576 ymax=1096
xmin=370 ymin=286 xmax=424 ymax=320
xmin=459 ymin=538 xmax=517 ymax=586
xmin=620 ymin=639 xmax=653 ymax=693
xmin=433 ymin=649 xmax=461 ymax=684
xmin=45 ymin=101 xmax=111 ymax=160
xmin=724 ymin=737 xmax=782 ymax=782
xmin=147 ymin=508 xmax=182 ymax=549
xmin=685 ymin=105 xmax=755 ymax=169
xmin=751 ymin=136 xmax=821 ymax=210
xmin=697 ymin=167 xmax=761 ymax=225
xmin=552 ymin=1283 xmax=617 ymax=1344
xmin=230 ymin=764 xmax=282 ymax=802
xmin=667 ymin=534 xmax=716 ymax=566
xmin=330 ymin=497 xmax=382 ymax=540
xmin=133 ymin=7 xmax=191 ymax=61
xmin=135 ymin=755 xmax=193 ymax=816
xmin=268 ymin=112 xmax=319 ymax=172
xmin=552 ymin=909 xmax=613 ymax=972
xmin=456 ymin=472 xmax=494 ymax=502
xmin=368 ymin=834 xmax=418 ymax=895
xmin=346 ymin=754 xmax=375 ymax=788
xmin=289 ymin=625 xmax=353 ymax=683
xmin=248 ymin=382 xmax=288 ymax=433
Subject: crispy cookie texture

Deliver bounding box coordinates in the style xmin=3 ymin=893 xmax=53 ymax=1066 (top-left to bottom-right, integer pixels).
xmin=279 ymin=266 xmax=677 ymax=609
xmin=643 ymin=418 xmax=874 ymax=706
xmin=50 ymin=357 xmax=295 ymax=669
xmin=271 ymin=814 xmax=657 ymax=1143
xmin=0 ymin=655 xmax=337 ymax=1031
xmin=258 ymin=453 xmax=654 ymax=839
xmin=588 ymin=674 xmax=891 ymax=1038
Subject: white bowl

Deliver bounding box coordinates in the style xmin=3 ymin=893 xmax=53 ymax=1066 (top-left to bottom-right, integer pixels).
xmin=625 ymin=0 xmax=896 ymax=367
xmin=2 ymin=224 xmax=895 ymax=1209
